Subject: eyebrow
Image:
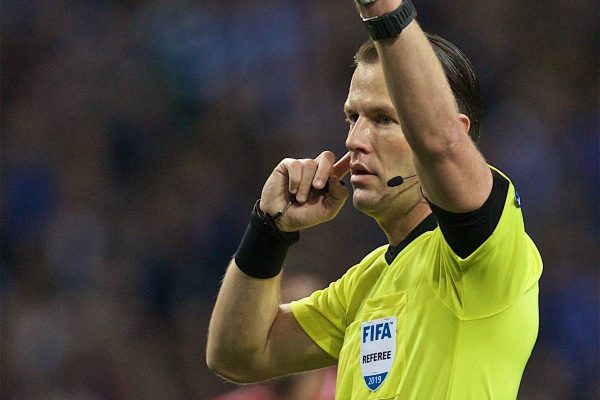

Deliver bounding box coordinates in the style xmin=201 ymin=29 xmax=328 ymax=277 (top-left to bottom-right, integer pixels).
xmin=343 ymin=103 xmax=397 ymax=116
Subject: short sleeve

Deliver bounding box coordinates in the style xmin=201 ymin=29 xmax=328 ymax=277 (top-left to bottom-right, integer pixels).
xmin=290 ymin=272 xmax=351 ymax=360
xmin=290 ymin=247 xmax=388 ymax=359
xmin=429 ymin=171 xmax=543 ymax=320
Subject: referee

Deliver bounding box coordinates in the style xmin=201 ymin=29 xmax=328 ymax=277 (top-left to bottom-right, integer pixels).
xmin=207 ymin=0 xmax=543 ymax=398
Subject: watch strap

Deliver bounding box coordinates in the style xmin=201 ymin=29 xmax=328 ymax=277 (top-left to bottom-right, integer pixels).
xmin=363 ymin=0 xmax=417 ymax=41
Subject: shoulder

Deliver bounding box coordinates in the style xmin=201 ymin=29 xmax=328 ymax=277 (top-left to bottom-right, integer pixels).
xmin=349 ymin=245 xmax=389 ymax=280
xmin=427 ymin=165 xmax=522 ymax=259
xmin=291 ymin=244 xmax=389 ymax=308
xmin=357 ymin=245 xmax=389 ymax=268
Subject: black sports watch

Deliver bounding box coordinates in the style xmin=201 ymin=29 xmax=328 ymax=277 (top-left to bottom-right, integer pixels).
xmin=362 ymin=0 xmax=417 ymax=41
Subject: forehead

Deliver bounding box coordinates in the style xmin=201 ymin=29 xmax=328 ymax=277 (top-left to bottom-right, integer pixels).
xmin=344 ymin=62 xmax=393 ymax=111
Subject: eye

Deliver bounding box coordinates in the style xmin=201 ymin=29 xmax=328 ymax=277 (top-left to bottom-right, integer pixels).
xmin=379 ymin=115 xmax=393 ymax=125
xmin=345 ymin=113 xmax=359 ymax=125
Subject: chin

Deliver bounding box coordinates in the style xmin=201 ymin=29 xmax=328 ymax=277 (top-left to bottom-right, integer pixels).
xmin=351 ymin=189 xmax=383 ymax=216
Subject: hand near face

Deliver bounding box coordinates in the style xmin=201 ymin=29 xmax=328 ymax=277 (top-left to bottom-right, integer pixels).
xmin=260 ymin=152 xmax=351 ymax=232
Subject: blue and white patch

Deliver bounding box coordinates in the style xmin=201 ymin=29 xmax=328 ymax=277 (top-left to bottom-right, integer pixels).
xmin=514 ymin=189 xmax=522 ymax=208
xmin=360 ymin=316 xmax=396 ymax=392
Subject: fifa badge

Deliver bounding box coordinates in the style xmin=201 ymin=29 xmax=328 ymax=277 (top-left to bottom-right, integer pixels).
xmin=360 ymin=316 xmax=396 ymax=391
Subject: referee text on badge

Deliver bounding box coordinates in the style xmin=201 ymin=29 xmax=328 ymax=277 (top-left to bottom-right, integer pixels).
xmin=360 ymin=317 xmax=397 ymax=392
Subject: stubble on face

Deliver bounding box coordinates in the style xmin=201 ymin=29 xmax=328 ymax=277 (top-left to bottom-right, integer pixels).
xmin=346 ymin=63 xmax=421 ymax=221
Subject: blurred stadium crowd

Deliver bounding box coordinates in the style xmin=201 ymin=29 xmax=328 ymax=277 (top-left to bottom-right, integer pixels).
xmin=1 ymin=0 xmax=598 ymax=399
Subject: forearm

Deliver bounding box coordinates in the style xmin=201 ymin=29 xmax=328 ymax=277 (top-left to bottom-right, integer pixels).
xmin=375 ymin=21 xmax=463 ymax=156
xmin=358 ymin=0 xmax=492 ymax=212
xmin=206 ymin=154 xmax=348 ymax=381
xmin=206 ymin=260 xmax=281 ymax=380
xmin=379 ymin=23 xmax=491 ymax=210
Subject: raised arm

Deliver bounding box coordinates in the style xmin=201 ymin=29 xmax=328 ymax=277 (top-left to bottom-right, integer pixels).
xmin=206 ymin=152 xmax=350 ymax=382
xmin=357 ymin=0 xmax=492 ymax=213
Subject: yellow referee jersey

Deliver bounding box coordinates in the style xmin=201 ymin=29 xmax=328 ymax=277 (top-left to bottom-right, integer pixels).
xmin=290 ymin=173 xmax=542 ymax=399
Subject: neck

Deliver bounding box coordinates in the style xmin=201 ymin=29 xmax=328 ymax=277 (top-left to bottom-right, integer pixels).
xmin=377 ymin=200 xmax=432 ymax=246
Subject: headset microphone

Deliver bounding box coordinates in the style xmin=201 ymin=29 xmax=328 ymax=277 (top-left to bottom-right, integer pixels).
xmin=386 ymin=174 xmax=417 ymax=188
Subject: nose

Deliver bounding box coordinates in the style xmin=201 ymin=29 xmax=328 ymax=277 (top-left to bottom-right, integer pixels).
xmin=345 ymin=117 xmax=372 ymax=154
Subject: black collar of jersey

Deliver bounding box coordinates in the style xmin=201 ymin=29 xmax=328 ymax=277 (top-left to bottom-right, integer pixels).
xmin=385 ymin=213 xmax=438 ymax=265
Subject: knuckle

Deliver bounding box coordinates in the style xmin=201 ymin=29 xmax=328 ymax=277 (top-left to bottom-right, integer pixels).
xmin=289 ymin=159 xmax=302 ymax=170
xmin=321 ymin=150 xmax=335 ymax=162
xmin=303 ymin=159 xmax=318 ymax=170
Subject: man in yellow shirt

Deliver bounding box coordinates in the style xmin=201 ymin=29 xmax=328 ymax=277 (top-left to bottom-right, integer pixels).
xmin=206 ymin=0 xmax=542 ymax=398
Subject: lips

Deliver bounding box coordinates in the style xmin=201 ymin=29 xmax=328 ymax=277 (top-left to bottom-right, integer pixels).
xmin=350 ymin=163 xmax=375 ymax=176
xmin=350 ymin=163 xmax=377 ymax=185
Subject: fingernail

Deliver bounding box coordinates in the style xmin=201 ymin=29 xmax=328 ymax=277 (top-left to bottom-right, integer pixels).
xmin=314 ymin=179 xmax=323 ymax=188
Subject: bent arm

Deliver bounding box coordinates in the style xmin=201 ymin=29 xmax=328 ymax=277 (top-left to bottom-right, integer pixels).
xmin=206 ymin=260 xmax=336 ymax=383
xmin=361 ymin=2 xmax=492 ymax=212
xmin=207 ymin=153 xmax=348 ymax=382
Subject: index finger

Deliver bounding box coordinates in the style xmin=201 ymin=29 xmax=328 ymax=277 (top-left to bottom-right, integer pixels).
xmin=333 ymin=152 xmax=351 ymax=179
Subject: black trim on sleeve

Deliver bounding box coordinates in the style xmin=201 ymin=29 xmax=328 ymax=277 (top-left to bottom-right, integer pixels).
xmin=427 ymin=170 xmax=510 ymax=259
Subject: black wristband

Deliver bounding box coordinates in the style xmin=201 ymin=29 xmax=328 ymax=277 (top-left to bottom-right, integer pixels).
xmin=363 ymin=0 xmax=417 ymax=41
xmin=234 ymin=200 xmax=299 ymax=279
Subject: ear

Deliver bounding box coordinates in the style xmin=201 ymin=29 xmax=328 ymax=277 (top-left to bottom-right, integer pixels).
xmin=458 ymin=113 xmax=471 ymax=136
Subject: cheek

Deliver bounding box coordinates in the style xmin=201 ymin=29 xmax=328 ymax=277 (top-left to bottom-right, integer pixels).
xmin=379 ymin=136 xmax=412 ymax=166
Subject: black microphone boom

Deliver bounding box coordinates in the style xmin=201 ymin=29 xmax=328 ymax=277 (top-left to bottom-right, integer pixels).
xmin=386 ymin=174 xmax=417 ymax=188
